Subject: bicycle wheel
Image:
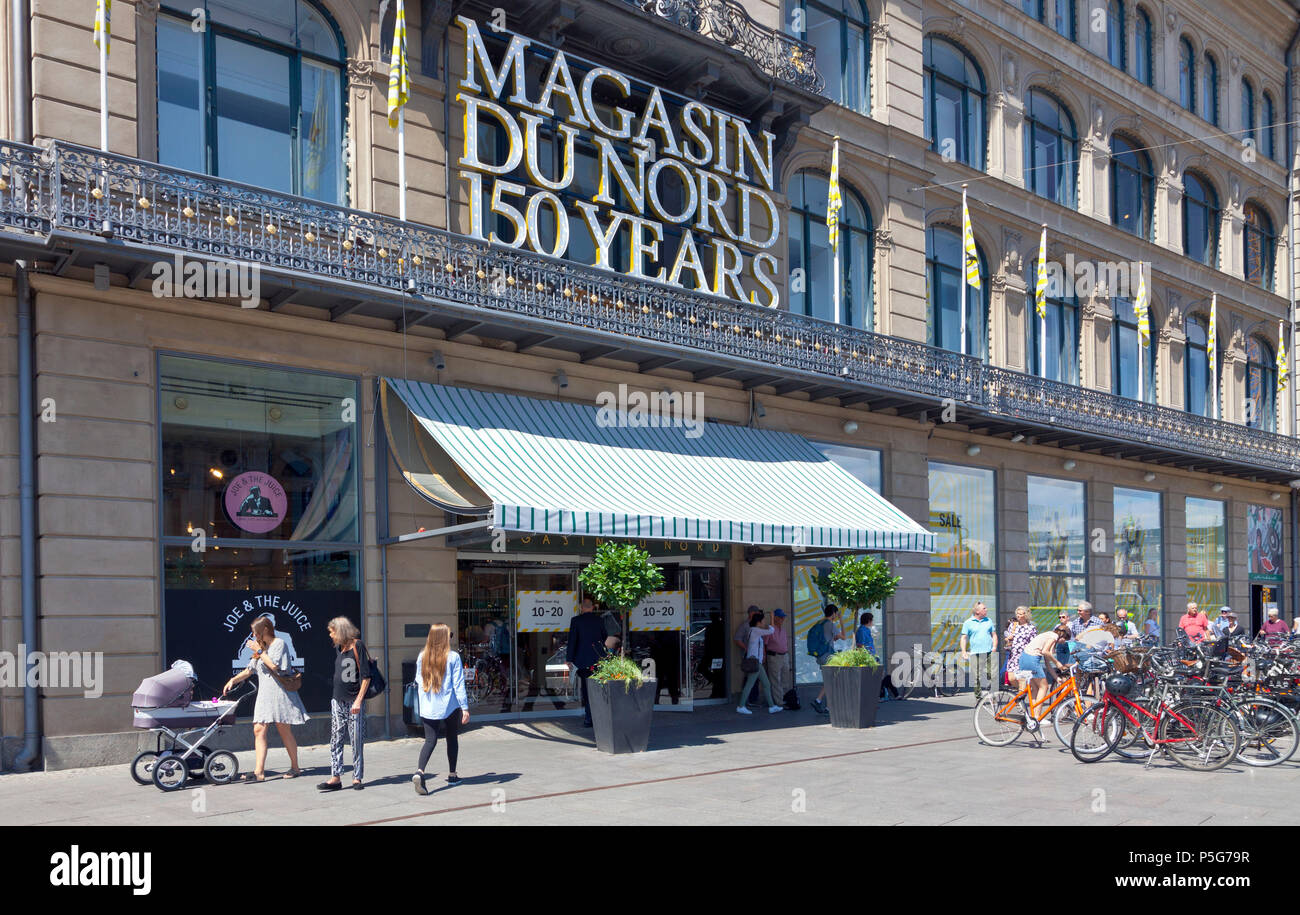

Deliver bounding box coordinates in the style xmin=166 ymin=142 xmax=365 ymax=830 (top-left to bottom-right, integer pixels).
xmin=1159 ymin=702 xmax=1241 ymax=772
xmin=973 ymin=691 xmax=1023 ymax=746
xmin=1051 ymin=698 xmax=1084 ymax=745
xmin=1233 ymin=698 xmax=1300 ymax=768
xmin=1070 ymin=702 xmax=1122 ymax=763
xmin=1111 ymin=715 xmax=1154 ymax=759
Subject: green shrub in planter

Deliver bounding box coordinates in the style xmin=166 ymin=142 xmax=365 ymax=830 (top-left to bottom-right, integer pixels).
xmin=820 ymin=556 xmax=897 ymax=729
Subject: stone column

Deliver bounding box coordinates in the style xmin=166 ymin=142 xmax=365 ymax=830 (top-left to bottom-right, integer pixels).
xmin=1160 ymin=172 xmax=1185 ymax=255
xmin=1090 ymin=479 xmax=1116 ymax=612
xmin=1160 ymin=293 xmax=1185 ymax=409
xmin=995 ymin=85 xmax=1025 ymax=189
xmin=135 ymin=0 xmax=162 ymax=161
xmin=1089 ymin=292 xmax=1116 ymax=393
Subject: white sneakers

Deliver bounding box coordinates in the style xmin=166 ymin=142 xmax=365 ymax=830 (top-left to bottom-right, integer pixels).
xmin=736 ymin=705 xmax=753 ymax=715
xmin=768 ymin=705 xmax=783 ymax=713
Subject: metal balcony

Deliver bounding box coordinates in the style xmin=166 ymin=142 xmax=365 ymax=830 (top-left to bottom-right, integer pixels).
xmin=0 ymin=139 xmax=1297 ymax=483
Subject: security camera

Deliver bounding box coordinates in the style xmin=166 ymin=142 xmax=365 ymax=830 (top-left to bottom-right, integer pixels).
xmin=431 ymin=351 xmax=446 ymax=371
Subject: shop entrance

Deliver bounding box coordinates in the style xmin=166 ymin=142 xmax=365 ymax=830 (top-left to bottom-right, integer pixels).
xmin=1250 ymin=583 xmax=1283 ymax=635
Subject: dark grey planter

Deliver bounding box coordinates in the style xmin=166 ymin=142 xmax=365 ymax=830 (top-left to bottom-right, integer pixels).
xmin=822 ymin=665 xmax=883 ymax=729
xmin=589 ymin=678 xmax=656 ymax=753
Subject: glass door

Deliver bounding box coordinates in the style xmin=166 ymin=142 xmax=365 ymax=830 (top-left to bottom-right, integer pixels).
xmin=457 ymin=564 xmax=515 ymax=716
xmin=688 ymin=566 xmax=728 ymax=704
xmin=516 ymin=568 xmax=580 ymax=715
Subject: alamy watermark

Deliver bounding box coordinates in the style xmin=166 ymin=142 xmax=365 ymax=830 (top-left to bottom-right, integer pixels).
xmin=595 ymin=383 xmax=705 ymax=439
xmin=151 ymin=254 xmax=261 ymax=308
xmin=1040 ymin=255 xmax=1146 ymax=300
xmin=0 ymin=645 xmax=103 ymax=699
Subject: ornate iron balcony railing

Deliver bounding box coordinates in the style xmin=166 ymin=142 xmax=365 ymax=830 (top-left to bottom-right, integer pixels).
xmin=2 ymin=140 xmax=1297 ymax=476
xmin=633 ymin=0 xmax=824 ymax=94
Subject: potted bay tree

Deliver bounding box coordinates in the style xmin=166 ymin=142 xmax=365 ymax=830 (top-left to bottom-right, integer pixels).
xmin=577 ymin=541 xmax=664 ymax=753
xmin=821 ymin=554 xmax=900 ymax=729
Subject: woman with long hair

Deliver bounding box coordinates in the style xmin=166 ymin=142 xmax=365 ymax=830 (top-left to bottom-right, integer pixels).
xmin=222 ymin=615 xmax=307 ymax=781
xmin=318 ymin=616 xmax=371 ymax=792
xmin=413 ymin=623 xmax=469 ymax=794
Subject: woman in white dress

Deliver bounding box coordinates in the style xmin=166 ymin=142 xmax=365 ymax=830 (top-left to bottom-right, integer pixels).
xmin=222 ymin=615 xmax=308 ymax=781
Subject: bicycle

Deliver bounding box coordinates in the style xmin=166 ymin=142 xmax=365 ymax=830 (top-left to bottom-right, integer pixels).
xmin=973 ymin=662 xmax=1090 ymax=746
xmin=1069 ymin=659 xmax=1241 ymax=771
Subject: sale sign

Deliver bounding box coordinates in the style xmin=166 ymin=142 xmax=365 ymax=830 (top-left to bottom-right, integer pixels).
xmin=516 ymin=590 xmax=578 ymax=633
xmin=629 ymin=590 xmax=688 ymax=632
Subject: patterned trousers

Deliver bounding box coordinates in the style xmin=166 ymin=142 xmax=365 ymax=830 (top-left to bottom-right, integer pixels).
xmin=329 ymin=698 xmax=366 ymax=780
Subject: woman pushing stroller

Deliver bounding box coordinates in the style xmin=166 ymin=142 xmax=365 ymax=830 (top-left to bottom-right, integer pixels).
xmin=222 ymin=615 xmax=308 ymax=781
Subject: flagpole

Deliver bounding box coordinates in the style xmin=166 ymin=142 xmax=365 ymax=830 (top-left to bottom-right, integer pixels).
xmin=1137 ymin=262 xmax=1144 ymax=403
xmin=960 ymin=185 xmax=968 ymax=355
xmin=397 ymin=107 xmax=406 ymax=221
xmin=97 ymin=2 xmax=108 ymax=152
xmin=1210 ymin=292 xmax=1218 ymax=419
xmin=833 ymin=224 xmax=841 ymax=326
xmin=1039 ymin=223 xmax=1047 ymax=377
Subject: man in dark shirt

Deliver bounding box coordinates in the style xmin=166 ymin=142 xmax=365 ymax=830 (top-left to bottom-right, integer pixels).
xmin=567 ymin=597 xmax=608 ymax=727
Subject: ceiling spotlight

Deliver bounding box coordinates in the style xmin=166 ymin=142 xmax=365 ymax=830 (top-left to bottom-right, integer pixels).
xmin=1143 ymin=472 xmax=1156 ymax=482
xmin=1211 ymin=482 xmax=1224 ymax=492
xmin=966 ymin=444 xmax=981 ymax=456
xmin=431 ymin=350 xmax=446 ymax=371
xmin=1290 ymin=480 xmax=1300 ymax=490
xmin=172 ymin=396 xmax=188 ymax=410
xmin=843 ymin=420 xmax=858 ymax=434
xmin=552 ymin=369 xmax=569 ymax=389
xmin=1272 ymin=492 xmax=1282 ymax=501
xmin=267 ymin=407 xmax=282 ymax=422
xmin=754 ymin=401 xmax=766 ymax=418
xmin=1062 ymin=459 xmax=1077 ymax=471
xmin=1010 ymin=433 xmax=1025 ymax=443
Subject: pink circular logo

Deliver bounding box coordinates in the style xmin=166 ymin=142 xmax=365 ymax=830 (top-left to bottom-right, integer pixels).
xmin=224 ymin=472 xmax=287 ymax=534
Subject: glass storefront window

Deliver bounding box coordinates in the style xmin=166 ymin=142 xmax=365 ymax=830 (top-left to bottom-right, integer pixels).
xmin=1114 ymin=487 xmax=1163 ymax=636
xmin=1187 ymin=497 xmax=1227 ymax=623
xmin=1027 ymin=476 xmax=1086 ymax=631
xmin=793 ymin=557 xmax=886 ymax=685
xmin=160 ymin=354 xmax=360 ymax=545
xmin=813 ymin=441 xmax=882 ymax=493
xmin=929 ymin=463 xmax=997 ymax=650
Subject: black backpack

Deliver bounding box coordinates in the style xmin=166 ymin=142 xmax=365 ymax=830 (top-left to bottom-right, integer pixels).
xmin=782 ymin=688 xmax=801 ymax=710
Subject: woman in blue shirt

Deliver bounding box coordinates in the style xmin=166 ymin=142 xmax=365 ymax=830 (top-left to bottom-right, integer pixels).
xmin=413 ymin=623 xmax=470 ymax=794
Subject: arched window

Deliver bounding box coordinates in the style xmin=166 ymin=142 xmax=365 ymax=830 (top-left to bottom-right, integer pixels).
xmin=788 ymin=0 xmax=870 ymax=114
xmin=1201 ymin=52 xmax=1219 ymax=124
xmin=1182 ymin=172 xmax=1219 ymax=267
xmin=1246 ymin=336 xmax=1277 ymax=432
xmin=1178 ymin=38 xmax=1196 ymax=111
xmin=156 ymin=0 xmax=347 ymax=204
xmin=1107 ymin=0 xmax=1126 ymax=70
xmin=926 ymin=224 xmax=989 ymax=360
xmin=787 ymin=170 xmax=874 ymax=329
xmin=1026 ymin=256 xmax=1079 ymax=384
xmin=923 ymin=37 xmax=986 ymax=170
xmin=1024 ymin=89 xmax=1077 ymax=207
xmin=1054 ymin=0 xmax=1076 ymax=40
xmin=1133 ymin=8 xmax=1152 ymax=85
xmin=1113 ymin=296 xmax=1155 ymax=402
xmin=1243 ymin=203 xmax=1276 ymax=290
xmin=1111 ymin=134 xmax=1153 ymax=238
xmin=1185 ymin=314 xmax=1213 ymax=417
xmin=1263 ymin=92 xmax=1277 ymax=161
xmin=1241 ymin=78 xmax=1256 ymax=145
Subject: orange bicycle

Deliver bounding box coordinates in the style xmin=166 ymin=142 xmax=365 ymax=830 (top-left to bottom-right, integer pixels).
xmin=973 ymin=662 xmax=1093 ymax=745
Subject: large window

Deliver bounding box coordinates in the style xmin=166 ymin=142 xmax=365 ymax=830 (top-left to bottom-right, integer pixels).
xmin=1106 ymin=0 xmax=1125 ymax=70
xmin=1183 ymin=171 xmax=1219 ymax=267
xmin=787 ymin=170 xmax=873 ymax=329
xmin=160 ymin=353 xmax=362 ymax=713
xmin=788 ymin=0 xmax=869 ymax=114
xmin=1241 ymin=78 xmax=1256 ymax=145
xmin=813 ymin=441 xmax=882 ymax=493
xmin=1114 ymin=487 xmax=1163 ymax=638
xmin=1027 ymin=256 xmax=1079 ymax=384
xmin=929 ymin=463 xmax=997 ymax=650
xmin=1112 ymin=296 xmax=1155 ymax=402
xmin=923 ymin=37 xmax=986 ymax=171
xmin=1178 ymin=38 xmax=1195 ymax=112
xmin=1185 ymin=313 xmax=1214 ymax=418
xmin=1263 ymin=92 xmax=1277 ymax=161
xmin=927 ymin=224 xmax=989 ymax=360
xmin=1133 ymin=8 xmax=1152 ymax=86
xmin=1028 ymin=476 xmax=1086 ymax=631
xmin=1024 ymin=89 xmax=1077 ymax=207
xmin=1201 ymin=52 xmax=1219 ymax=125
xmin=1186 ymin=497 xmax=1227 ymax=621
xmin=157 ymin=0 xmax=346 ymax=204
xmin=1246 ymin=336 xmax=1277 ymax=432
xmin=1243 ymin=203 xmax=1275 ymax=291
xmin=1111 ymin=134 xmax=1153 ymax=238
xmin=1054 ymin=0 xmax=1076 ymax=40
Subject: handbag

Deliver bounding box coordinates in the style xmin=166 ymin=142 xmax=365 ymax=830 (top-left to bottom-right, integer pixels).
xmin=403 ymin=680 xmax=419 ymax=711
xmin=741 ymin=656 xmax=759 ymax=674
xmin=260 ymin=645 xmax=302 ymax=691
xmin=351 ymin=645 xmax=387 ymax=699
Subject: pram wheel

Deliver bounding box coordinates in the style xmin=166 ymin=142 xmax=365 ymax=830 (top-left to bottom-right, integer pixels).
xmin=204 ymin=750 xmax=239 ymax=785
xmin=152 ymin=752 xmax=189 ymax=792
xmin=131 ymin=751 xmax=159 ymax=786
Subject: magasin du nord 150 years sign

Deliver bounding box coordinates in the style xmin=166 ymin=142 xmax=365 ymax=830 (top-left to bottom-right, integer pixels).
xmin=454 ymin=15 xmax=782 ymax=308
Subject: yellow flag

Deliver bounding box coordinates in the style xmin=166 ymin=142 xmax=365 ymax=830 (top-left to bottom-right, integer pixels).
xmin=962 ymin=188 xmax=980 ymax=290
xmin=1034 ymin=226 xmax=1048 ymax=319
xmin=93 ymin=0 xmax=110 ymax=54
xmin=826 ymin=138 xmax=842 ymax=252
xmin=1278 ymin=321 xmax=1288 ymax=393
xmin=386 ymin=0 xmax=410 ymax=129
xmin=1208 ymin=294 xmax=1216 ymax=374
xmin=1134 ymin=262 xmax=1150 ymax=347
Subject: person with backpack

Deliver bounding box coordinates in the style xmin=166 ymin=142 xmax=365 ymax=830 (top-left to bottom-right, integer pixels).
xmin=319 ymin=616 xmax=371 ymax=792
xmin=809 ymin=605 xmax=845 ymax=715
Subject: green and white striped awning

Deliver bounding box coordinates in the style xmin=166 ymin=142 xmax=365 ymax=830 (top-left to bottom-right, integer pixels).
xmin=382 ymin=379 xmax=934 ymax=553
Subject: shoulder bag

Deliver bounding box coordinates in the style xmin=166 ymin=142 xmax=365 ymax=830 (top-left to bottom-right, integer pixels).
xmin=262 ymin=643 xmax=302 ymax=691
xmin=351 ymin=645 xmax=387 ymax=699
